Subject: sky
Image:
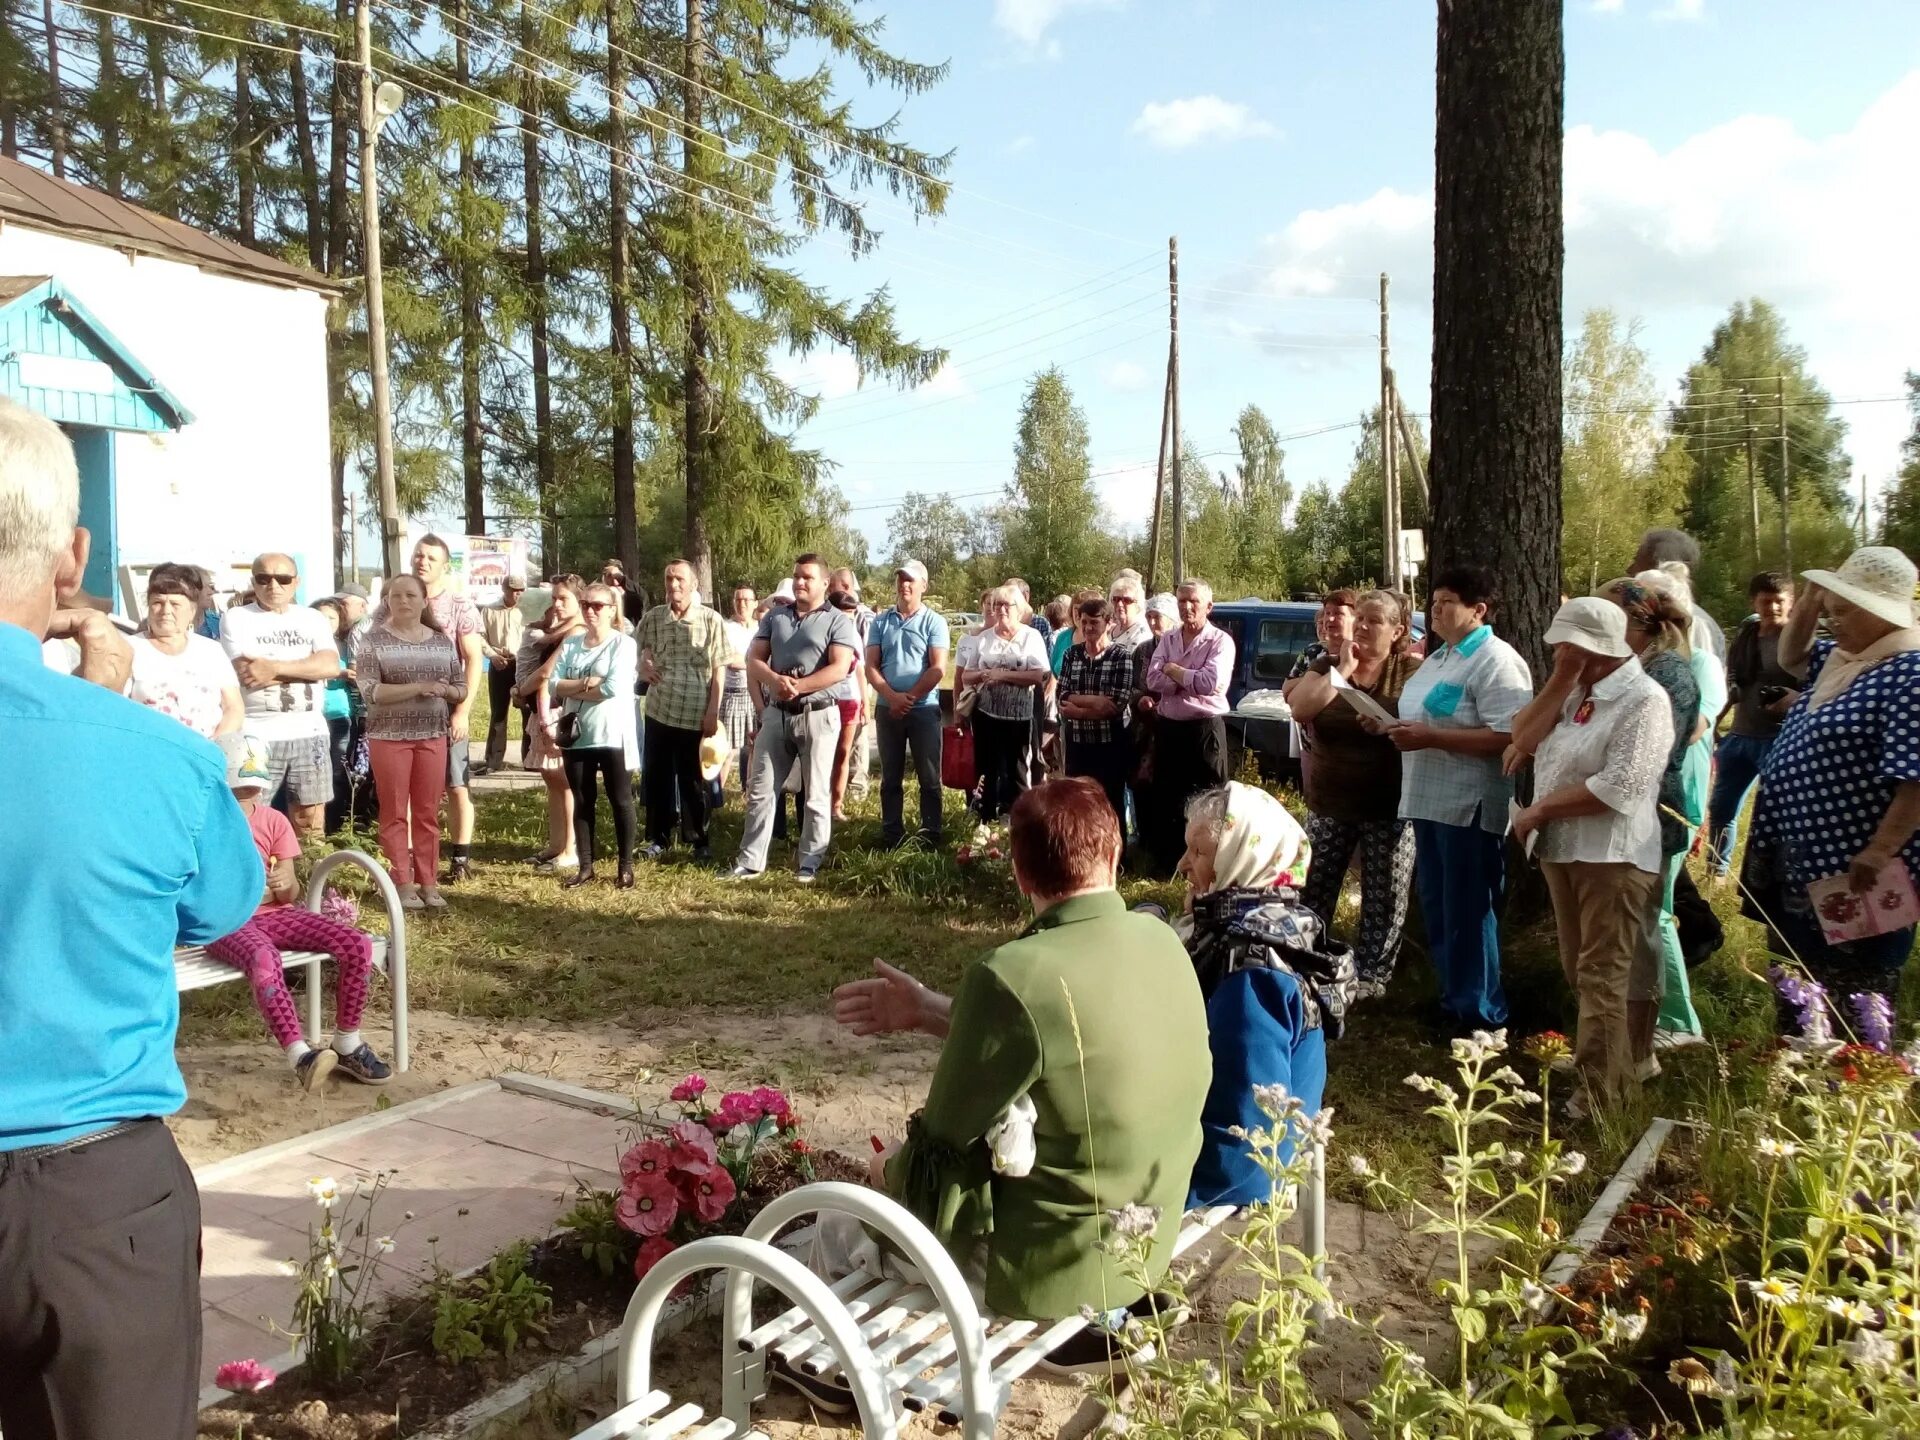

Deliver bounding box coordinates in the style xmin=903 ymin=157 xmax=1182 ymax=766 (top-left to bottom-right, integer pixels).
xmin=754 ymin=0 xmax=1920 ymax=559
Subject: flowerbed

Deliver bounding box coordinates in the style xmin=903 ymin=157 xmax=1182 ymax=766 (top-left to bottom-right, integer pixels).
xmin=198 ymin=1078 xmax=864 ymax=1440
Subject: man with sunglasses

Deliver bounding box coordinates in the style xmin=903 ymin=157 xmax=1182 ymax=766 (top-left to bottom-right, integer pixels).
xmin=220 ymin=552 xmax=340 ymax=835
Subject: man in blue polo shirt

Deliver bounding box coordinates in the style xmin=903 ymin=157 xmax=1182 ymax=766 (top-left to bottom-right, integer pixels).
xmin=865 ymin=560 xmax=951 ymax=848
xmin=0 ymin=398 xmax=262 ymax=1440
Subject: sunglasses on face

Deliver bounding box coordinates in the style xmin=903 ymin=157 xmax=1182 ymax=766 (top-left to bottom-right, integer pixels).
xmin=253 ymin=572 xmax=297 ymax=586
xmin=583 ymin=600 xmax=612 ymax=613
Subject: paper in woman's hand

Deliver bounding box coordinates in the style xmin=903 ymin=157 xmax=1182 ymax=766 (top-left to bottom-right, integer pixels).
xmin=1330 ymin=667 xmax=1401 ymax=729
xmin=1807 ymin=860 xmax=1920 ymax=944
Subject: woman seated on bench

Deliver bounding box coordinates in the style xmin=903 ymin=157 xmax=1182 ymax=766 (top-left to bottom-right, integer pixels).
xmin=831 ymin=778 xmax=1211 ymax=1367
xmin=208 ymin=736 xmax=392 ymax=1090
xmin=1154 ymin=782 xmax=1356 ymax=1207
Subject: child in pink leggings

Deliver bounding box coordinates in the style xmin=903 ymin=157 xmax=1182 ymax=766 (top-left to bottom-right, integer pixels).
xmin=210 ymin=738 xmax=392 ymax=1090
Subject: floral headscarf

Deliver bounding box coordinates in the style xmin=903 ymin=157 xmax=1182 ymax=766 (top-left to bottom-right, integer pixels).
xmin=1209 ymin=781 xmax=1307 ymax=892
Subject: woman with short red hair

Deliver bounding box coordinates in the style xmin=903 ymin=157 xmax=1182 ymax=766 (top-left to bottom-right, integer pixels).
xmin=826 ymin=778 xmax=1210 ymax=1370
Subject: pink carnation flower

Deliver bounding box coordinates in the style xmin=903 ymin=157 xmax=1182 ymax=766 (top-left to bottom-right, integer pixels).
xmin=669 ymin=1073 xmax=709 ymax=1104
xmin=615 ymin=1172 xmax=681 ymax=1237
xmin=686 ymin=1164 xmax=738 ymax=1223
xmin=215 ymin=1358 xmax=277 ymax=1393
xmin=711 ymin=1091 xmax=757 ymax=1130
xmin=751 ymin=1085 xmax=794 ymax=1126
xmin=667 ymin=1120 xmax=719 ymax=1169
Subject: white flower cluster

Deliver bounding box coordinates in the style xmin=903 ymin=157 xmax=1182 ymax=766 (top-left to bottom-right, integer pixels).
xmin=1449 ymin=1028 xmax=1509 ymax=1064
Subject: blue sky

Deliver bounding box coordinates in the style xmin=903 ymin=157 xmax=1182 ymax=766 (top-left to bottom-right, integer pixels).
xmin=767 ymin=0 xmax=1920 ymax=556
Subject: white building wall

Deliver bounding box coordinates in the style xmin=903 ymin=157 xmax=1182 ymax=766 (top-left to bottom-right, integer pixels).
xmin=0 ymin=222 xmax=336 ymax=598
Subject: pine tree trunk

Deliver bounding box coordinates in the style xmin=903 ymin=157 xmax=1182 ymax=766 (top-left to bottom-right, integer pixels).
xmin=607 ymin=0 xmax=638 ymax=581
xmin=681 ymin=0 xmax=714 ymax=596
xmin=521 ymin=0 xmax=557 ymax=568
xmin=456 ymin=0 xmax=485 ymax=536
xmin=94 ymin=13 xmax=121 ymax=195
xmin=143 ymin=1 xmax=170 ymax=192
xmin=41 ymin=0 xmax=65 ymax=178
xmin=234 ymin=43 xmax=255 ymax=243
xmin=1429 ymin=0 xmax=1564 ymax=681
xmin=288 ymin=41 xmax=325 ymax=269
xmin=325 ymin=0 xmax=352 ymax=276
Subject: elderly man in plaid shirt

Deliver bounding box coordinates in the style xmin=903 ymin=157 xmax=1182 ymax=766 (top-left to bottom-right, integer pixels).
xmin=637 ymin=559 xmax=727 ymax=862
xmin=1059 ymin=592 xmax=1139 ymax=826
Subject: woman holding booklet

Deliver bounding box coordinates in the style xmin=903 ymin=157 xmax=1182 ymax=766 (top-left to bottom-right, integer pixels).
xmin=1288 ymin=589 xmax=1423 ymax=1000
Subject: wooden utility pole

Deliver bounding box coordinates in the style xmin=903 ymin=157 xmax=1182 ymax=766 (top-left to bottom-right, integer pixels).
xmin=1743 ymin=421 xmax=1762 ymax=568
xmin=682 ymin=0 xmax=715 ymax=596
xmin=1146 ymin=366 xmax=1171 ymax=592
xmin=1168 ymin=235 xmax=1184 ymax=584
xmin=1777 ymin=374 xmax=1792 ymax=576
xmin=520 ymin=0 xmax=556 ymax=568
xmin=357 ymin=0 xmax=403 ymax=579
xmin=1380 ymin=272 xmax=1400 ymax=589
xmin=607 ymin=0 xmax=638 ymax=583
xmin=1388 ymin=372 xmax=1428 ymax=501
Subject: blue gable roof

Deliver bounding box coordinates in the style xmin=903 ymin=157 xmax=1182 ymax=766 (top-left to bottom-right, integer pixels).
xmin=0 ymin=275 xmax=192 ymax=431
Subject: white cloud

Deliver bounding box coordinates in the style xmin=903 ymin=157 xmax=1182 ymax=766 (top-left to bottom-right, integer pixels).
xmin=1102 ymin=359 xmax=1150 ymax=392
xmin=1092 ymin=461 xmax=1160 ymax=529
xmin=1005 ymin=135 xmax=1035 ymax=155
xmin=920 ymin=360 xmax=971 ymax=400
xmin=1130 ymin=96 xmax=1280 ymax=151
xmin=775 ymin=349 xmax=864 ymax=401
xmin=993 ymin=0 xmax=1119 ymax=52
xmin=1213 ymin=69 xmax=1920 ymax=476
xmin=1655 ymin=0 xmax=1705 ymax=20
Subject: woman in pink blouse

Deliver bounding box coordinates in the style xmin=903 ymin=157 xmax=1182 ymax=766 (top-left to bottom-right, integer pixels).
xmin=357 ymin=576 xmax=466 ymax=910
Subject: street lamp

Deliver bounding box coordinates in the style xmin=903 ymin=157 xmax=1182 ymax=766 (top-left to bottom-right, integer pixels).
xmin=358 ymin=0 xmax=405 ymax=579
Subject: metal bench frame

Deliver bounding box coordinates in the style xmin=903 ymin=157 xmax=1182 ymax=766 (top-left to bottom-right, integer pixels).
xmin=173 ymin=849 xmax=409 ymax=1072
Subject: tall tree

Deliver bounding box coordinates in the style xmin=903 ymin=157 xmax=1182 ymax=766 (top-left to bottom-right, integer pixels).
xmin=886 ymin=491 xmax=989 ymax=602
xmin=606 ymin=0 xmax=637 ymax=580
xmin=1560 ymin=308 xmax=1679 ymax=595
xmin=1228 ymin=404 xmax=1290 ymax=596
xmin=1429 ymin=0 xmax=1564 ymax=677
xmin=1879 ymin=372 xmax=1920 ymax=559
xmin=1000 ymin=367 xmax=1112 ymax=600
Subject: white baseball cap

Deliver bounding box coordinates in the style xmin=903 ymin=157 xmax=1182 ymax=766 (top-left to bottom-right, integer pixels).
xmin=894 ymin=559 xmax=929 ymax=586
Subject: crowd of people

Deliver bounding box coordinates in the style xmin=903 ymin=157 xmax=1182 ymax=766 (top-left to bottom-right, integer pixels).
xmin=7 ymin=367 xmax=1920 ymax=1432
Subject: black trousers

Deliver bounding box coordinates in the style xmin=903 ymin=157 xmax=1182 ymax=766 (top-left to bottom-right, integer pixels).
xmin=565 ymin=745 xmax=636 ymax=866
xmin=971 ymin=710 xmax=1032 ymax=822
xmin=1066 ymin=733 xmax=1133 ymax=830
xmin=1150 ymin=715 xmax=1228 ymax=871
xmin=485 ymin=661 xmax=520 ymax=769
xmin=643 ymin=717 xmax=709 ymax=849
xmin=0 ymin=1120 xmax=201 ymax=1440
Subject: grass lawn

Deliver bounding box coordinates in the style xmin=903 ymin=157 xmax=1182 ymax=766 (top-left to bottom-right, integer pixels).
xmin=182 ymin=680 xmax=1883 ymax=1216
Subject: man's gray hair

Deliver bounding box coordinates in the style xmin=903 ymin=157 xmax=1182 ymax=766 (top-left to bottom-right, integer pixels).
xmin=0 ymin=398 xmax=79 ymax=606
xmin=1109 ymin=572 xmax=1145 ymax=602
xmin=1176 ymin=577 xmax=1214 ymax=603
xmin=1636 ymin=528 xmax=1700 ymax=569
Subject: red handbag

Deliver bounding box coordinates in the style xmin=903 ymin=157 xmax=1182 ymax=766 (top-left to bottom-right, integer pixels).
xmin=941 ymin=724 xmax=974 ymax=791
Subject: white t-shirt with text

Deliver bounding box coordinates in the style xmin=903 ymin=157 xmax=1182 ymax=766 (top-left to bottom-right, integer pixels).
xmin=220 ymin=603 xmax=336 ymax=740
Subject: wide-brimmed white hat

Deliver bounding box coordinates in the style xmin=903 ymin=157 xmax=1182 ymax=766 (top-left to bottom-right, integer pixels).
xmin=1544 ymin=596 xmax=1632 ymax=658
xmin=1802 ymin=546 xmax=1916 ymax=629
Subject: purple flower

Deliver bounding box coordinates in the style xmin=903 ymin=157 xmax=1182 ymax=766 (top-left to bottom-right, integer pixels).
xmin=1600 ymin=1427 xmax=1643 ymax=1440
xmin=1772 ymin=966 xmax=1832 ymax=1041
xmin=1850 ymin=992 xmax=1894 ymax=1052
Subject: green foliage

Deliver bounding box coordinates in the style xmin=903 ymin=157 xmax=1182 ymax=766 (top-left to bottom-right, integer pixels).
xmin=285 ymin=1172 xmax=402 ymax=1388
xmin=1878 ymin=372 xmax=1920 ymax=558
xmin=558 ymin=1186 xmax=636 ymax=1281
xmin=998 ymin=367 xmax=1121 ymax=600
xmin=428 ymin=1240 xmax=552 ymax=1364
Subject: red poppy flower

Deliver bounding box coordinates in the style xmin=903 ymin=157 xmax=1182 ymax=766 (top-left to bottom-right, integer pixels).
xmin=615 ymin=1172 xmax=680 ymax=1237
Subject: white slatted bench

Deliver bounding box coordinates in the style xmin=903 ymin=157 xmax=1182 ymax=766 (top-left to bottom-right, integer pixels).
xmin=174 ymin=849 xmax=410 ymax=1073
xmin=701 ymin=1152 xmax=1328 ymax=1440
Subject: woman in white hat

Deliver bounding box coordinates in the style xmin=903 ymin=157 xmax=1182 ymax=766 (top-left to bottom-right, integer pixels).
xmin=1504 ymin=598 xmax=1676 ymax=1112
xmin=1747 ymin=546 xmax=1920 ymax=1026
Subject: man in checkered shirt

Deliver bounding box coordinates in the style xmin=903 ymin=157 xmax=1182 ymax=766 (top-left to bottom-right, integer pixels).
xmin=637 ymin=559 xmax=727 ymax=861
xmin=1060 ymin=592 xmax=1139 ymax=826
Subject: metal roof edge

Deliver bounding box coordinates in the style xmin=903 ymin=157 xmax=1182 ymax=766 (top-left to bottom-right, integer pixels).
xmin=0 ymin=213 xmax=344 ymax=298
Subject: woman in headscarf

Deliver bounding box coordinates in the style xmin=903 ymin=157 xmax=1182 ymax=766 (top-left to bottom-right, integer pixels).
xmin=1157 ymin=782 xmax=1351 ymax=1207
xmin=1747 ymin=547 xmax=1920 ymax=1025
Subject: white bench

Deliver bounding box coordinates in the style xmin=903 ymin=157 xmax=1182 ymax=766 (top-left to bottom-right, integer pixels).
xmin=582 ymin=1146 xmax=1326 ymax=1440
xmin=174 ymin=849 xmax=410 ymax=1073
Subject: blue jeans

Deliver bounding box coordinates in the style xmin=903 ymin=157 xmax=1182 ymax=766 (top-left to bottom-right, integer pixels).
xmin=1412 ymin=817 xmax=1509 ymax=1028
xmin=1706 ymin=732 xmax=1772 ymax=877
xmin=876 ymin=704 xmax=944 ymax=845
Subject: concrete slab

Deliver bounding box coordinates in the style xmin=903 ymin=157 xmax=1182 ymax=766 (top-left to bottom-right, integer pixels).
xmin=193 ymin=1078 xmax=641 ymax=1393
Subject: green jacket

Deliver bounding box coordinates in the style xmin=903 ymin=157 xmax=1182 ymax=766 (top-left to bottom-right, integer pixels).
xmin=887 ymin=889 xmax=1211 ymax=1320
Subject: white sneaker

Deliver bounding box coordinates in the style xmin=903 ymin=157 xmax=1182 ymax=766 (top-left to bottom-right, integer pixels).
xmin=726 ymin=865 xmax=765 ymax=882
xmin=1652 ymin=1030 xmax=1706 ymax=1053
xmin=1635 ymin=1054 xmax=1663 ymax=1082
xmin=534 ymin=854 xmax=579 ymax=874
xmin=396 ymin=883 xmax=425 ymax=911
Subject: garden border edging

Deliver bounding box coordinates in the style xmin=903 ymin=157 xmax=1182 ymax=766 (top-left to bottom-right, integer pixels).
xmin=1543 ymin=1116 xmax=1677 ymax=1289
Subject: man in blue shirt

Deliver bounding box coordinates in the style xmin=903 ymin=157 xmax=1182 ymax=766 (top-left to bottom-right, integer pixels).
xmin=865 ymin=560 xmax=951 ymax=848
xmin=0 ymin=398 xmax=262 ymax=1440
